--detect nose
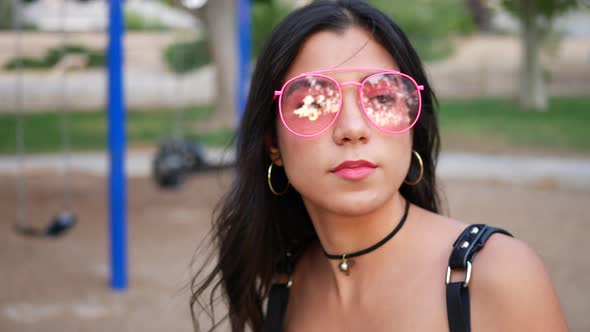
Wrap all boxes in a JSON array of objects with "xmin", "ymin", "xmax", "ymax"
[{"xmin": 332, "ymin": 84, "xmax": 371, "ymax": 145}]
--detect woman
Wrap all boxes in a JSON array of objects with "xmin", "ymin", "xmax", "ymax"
[{"xmin": 190, "ymin": 1, "xmax": 568, "ymax": 331}]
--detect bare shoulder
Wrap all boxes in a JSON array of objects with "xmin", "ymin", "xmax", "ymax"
[
  {"xmin": 410, "ymin": 205, "xmax": 568, "ymax": 330},
  {"xmin": 469, "ymin": 229, "xmax": 569, "ymax": 331}
]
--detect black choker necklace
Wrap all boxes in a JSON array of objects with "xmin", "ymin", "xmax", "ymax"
[{"xmin": 322, "ymin": 199, "xmax": 410, "ymax": 276}]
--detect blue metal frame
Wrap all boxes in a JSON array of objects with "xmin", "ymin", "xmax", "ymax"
[
  {"xmin": 104, "ymin": 0, "xmax": 252, "ymax": 291},
  {"xmin": 107, "ymin": 0, "xmax": 127, "ymax": 291},
  {"xmin": 237, "ymin": 0, "xmax": 252, "ymax": 122}
]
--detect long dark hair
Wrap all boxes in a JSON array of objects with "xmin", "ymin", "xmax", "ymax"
[{"xmin": 190, "ymin": 1, "xmax": 441, "ymax": 331}]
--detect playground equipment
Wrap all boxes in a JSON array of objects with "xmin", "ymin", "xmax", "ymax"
[
  {"xmin": 152, "ymin": 32, "xmax": 210, "ymax": 189},
  {"xmin": 152, "ymin": 0, "xmax": 251, "ymax": 189},
  {"xmin": 152, "ymin": 139, "xmax": 208, "ymax": 188},
  {"xmin": 107, "ymin": 0, "xmax": 127, "ymax": 290},
  {"xmin": 11, "ymin": 0, "xmax": 76, "ymax": 238},
  {"xmin": 8, "ymin": 0, "xmax": 251, "ymax": 290}
]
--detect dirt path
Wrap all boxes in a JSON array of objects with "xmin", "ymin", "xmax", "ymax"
[{"xmin": 0, "ymin": 171, "xmax": 588, "ymax": 331}]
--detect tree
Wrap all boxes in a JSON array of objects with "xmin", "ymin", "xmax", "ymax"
[
  {"xmin": 166, "ymin": 0, "xmax": 237, "ymax": 130},
  {"xmin": 501, "ymin": 0, "xmax": 576, "ymax": 111},
  {"xmin": 365, "ymin": 0, "xmax": 475, "ymax": 61},
  {"xmin": 465, "ymin": 0, "xmax": 493, "ymax": 32},
  {"xmin": 166, "ymin": 0, "xmax": 290, "ymax": 130},
  {"xmin": 200, "ymin": 0, "xmax": 238, "ymax": 129},
  {"xmin": 0, "ymin": 0, "xmax": 16, "ymax": 30}
]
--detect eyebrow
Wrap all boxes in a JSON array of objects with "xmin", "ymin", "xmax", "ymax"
[
  {"xmin": 284, "ymin": 79, "xmax": 311, "ymax": 98},
  {"xmin": 284, "ymin": 77, "xmax": 332, "ymax": 98},
  {"xmin": 359, "ymin": 73, "xmax": 372, "ymax": 82},
  {"xmin": 281, "ymin": 69, "xmax": 399, "ymax": 97}
]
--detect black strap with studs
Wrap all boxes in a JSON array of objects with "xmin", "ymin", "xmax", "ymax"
[
  {"xmin": 263, "ymin": 283, "xmax": 290, "ymax": 332},
  {"xmin": 264, "ymin": 224, "xmax": 513, "ymax": 332},
  {"xmin": 446, "ymin": 224, "xmax": 513, "ymax": 332}
]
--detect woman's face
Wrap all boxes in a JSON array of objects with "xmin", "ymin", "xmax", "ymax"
[{"xmin": 273, "ymin": 27, "xmax": 413, "ymax": 217}]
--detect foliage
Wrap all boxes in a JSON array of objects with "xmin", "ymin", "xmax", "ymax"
[
  {"xmin": 163, "ymin": 37, "xmax": 211, "ymax": 74},
  {"xmin": 125, "ymin": 10, "xmax": 169, "ymax": 31},
  {"xmin": 0, "ymin": 0, "xmax": 15, "ymax": 30},
  {"xmin": 366, "ymin": 0, "xmax": 475, "ymax": 61},
  {"xmin": 4, "ymin": 44, "xmax": 105, "ymax": 70},
  {"xmin": 0, "ymin": 0, "xmax": 37, "ymax": 30},
  {"xmin": 252, "ymin": 0, "xmax": 292, "ymax": 56},
  {"xmin": 160, "ymin": 0, "xmax": 291, "ymax": 74},
  {"xmin": 499, "ymin": 0, "xmax": 577, "ymax": 111},
  {"xmin": 501, "ymin": 0, "xmax": 576, "ymax": 20}
]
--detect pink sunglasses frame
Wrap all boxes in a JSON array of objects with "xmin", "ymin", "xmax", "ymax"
[{"xmin": 273, "ymin": 67, "xmax": 425, "ymax": 137}]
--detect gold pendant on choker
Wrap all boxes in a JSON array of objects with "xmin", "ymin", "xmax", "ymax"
[{"xmin": 338, "ymin": 255, "xmax": 355, "ymax": 276}]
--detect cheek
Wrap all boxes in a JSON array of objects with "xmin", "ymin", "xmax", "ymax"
[
  {"xmin": 402, "ymin": 134, "xmax": 414, "ymax": 168},
  {"xmin": 381, "ymin": 133, "xmax": 413, "ymax": 183},
  {"xmin": 277, "ymin": 128, "xmax": 320, "ymax": 179}
]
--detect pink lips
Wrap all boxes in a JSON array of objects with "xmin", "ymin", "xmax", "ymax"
[{"xmin": 330, "ymin": 160, "xmax": 377, "ymax": 180}]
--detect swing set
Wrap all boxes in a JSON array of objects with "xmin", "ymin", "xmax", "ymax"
[
  {"xmin": 11, "ymin": 0, "xmax": 76, "ymax": 237},
  {"xmin": 8, "ymin": 0, "xmax": 252, "ymax": 291},
  {"xmin": 8, "ymin": 0, "xmax": 128, "ymax": 290}
]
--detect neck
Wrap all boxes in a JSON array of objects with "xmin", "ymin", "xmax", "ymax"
[{"xmin": 304, "ymin": 192, "xmax": 410, "ymax": 304}]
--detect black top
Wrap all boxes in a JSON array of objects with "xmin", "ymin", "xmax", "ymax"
[{"xmin": 263, "ymin": 224, "xmax": 513, "ymax": 332}]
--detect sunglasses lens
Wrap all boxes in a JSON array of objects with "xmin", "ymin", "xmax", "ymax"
[
  {"xmin": 280, "ymin": 75, "xmax": 340, "ymax": 136},
  {"xmin": 361, "ymin": 73, "xmax": 420, "ymax": 133}
]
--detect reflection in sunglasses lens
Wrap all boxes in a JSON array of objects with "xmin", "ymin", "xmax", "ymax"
[
  {"xmin": 281, "ymin": 76, "xmax": 340, "ymax": 136},
  {"xmin": 280, "ymin": 73, "xmax": 420, "ymax": 136},
  {"xmin": 362, "ymin": 74, "xmax": 419, "ymax": 133}
]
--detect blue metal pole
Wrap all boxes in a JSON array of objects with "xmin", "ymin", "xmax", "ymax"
[
  {"xmin": 237, "ymin": 0, "xmax": 252, "ymax": 122},
  {"xmin": 107, "ymin": 0, "xmax": 127, "ymax": 291}
]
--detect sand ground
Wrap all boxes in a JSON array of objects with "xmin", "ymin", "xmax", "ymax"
[{"xmin": 0, "ymin": 170, "xmax": 588, "ymax": 331}]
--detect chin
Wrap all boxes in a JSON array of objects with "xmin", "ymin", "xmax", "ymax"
[
  {"xmin": 323, "ymin": 191, "xmax": 391, "ymax": 217},
  {"xmin": 334, "ymin": 204, "xmax": 380, "ymax": 217}
]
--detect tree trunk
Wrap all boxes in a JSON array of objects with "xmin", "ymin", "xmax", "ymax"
[
  {"xmin": 519, "ymin": 0, "xmax": 547, "ymax": 111},
  {"xmin": 466, "ymin": 0, "xmax": 492, "ymax": 32},
  {"xmin": 201, "ymin": 0, "xmax": 237, "ymax": 129},
  {"xmin": 0, "ymin": 0, "xmax": 16, "ymax": 30}
]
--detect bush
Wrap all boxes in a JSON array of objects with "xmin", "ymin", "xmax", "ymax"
[
  {"xmin": 160, "ymin": 0, "xmax": 291, "ymax": 74},
  {"xmin": 4, "ymin": 44, "xmax": 105, "ymax": 70},
  {"xmin": 125, "ymin": 10, "xmax": 168, "ymax": 31},
  {"xmin": 163, "ymin": 37, "xmax": 211, "ymax": 74},
  {"xmin": 86, "ymin": 49, "xmax": 106, "ymax": 68}
]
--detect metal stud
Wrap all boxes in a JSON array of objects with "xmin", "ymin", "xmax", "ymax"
[
  {"xmin": 461, "ymin": 241, "xmax": 470, "ymax": 249},
  {"xmin": 469, "ymin": 226, "xmax": 479, "ymax": 235}
]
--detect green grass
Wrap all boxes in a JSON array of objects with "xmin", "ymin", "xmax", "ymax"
[
  {"xmin": 438, "ymin": 97, "xmax": 590, "ymax": 153},
  {"xmin": 0, "ymin": 105, "xmax": 230, "ymax": 154},
  {"xmin": 1, "ymin": 97, "xmax": 588, "ymax": 155}
]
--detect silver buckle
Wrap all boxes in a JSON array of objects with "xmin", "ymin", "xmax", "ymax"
[
  {"xmin": 271, "ymin": 273, "xmax": 293, "ymax": 288},
  {"xmin": 286, "ymin": 274, "xmax": 293, "ymax": 288},
  {"xmin": 446, "ymin": 261, "xmax": 472, "ymax": 287}
]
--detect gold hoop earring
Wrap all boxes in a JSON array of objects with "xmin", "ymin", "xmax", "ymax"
[
  {"xmin": 267, "ymin": 163, "xmax": 290, "ymax": 196},
  {"xmin": 404, "ymin": 150, "xmax": 424, "ymax": 186}
]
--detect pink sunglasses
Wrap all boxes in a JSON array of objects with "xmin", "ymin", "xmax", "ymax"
[{"xmin": 273, "ymin": 67, "xmax": 424, "ymax": 137}]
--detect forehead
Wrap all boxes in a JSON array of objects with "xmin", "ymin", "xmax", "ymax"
[{"xmin": 284, "ymin": 26, "xmax": 399, "ymax": 81}]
